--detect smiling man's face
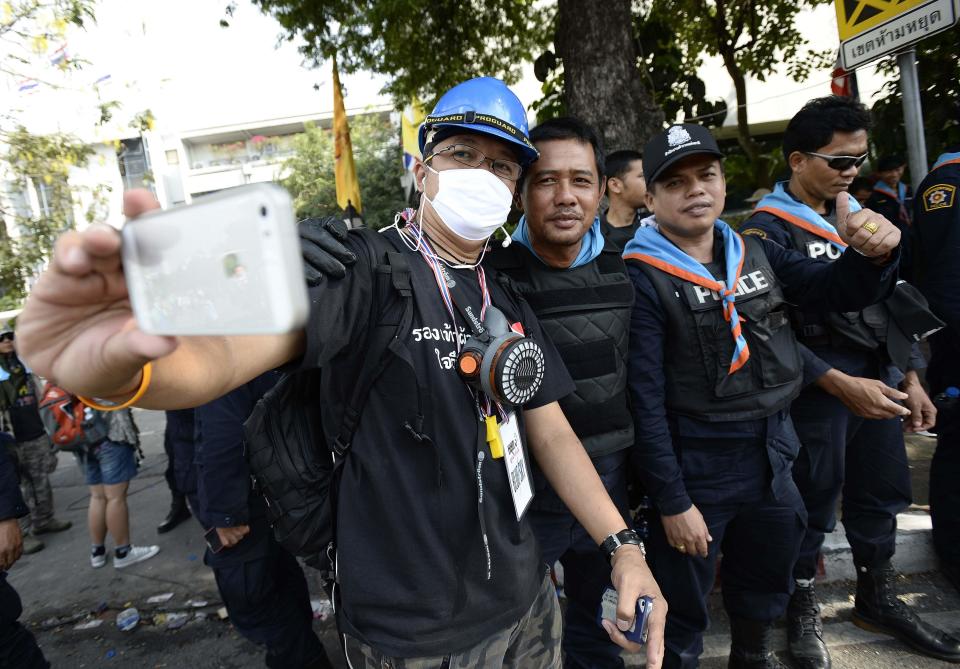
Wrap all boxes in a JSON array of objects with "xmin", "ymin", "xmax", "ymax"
[
  {"xmin": 645, "ymin": 154, "xmax": 725, "ymax": 238},
  {"xmin": 520, "ymin": 138, "xmax": 604, "ymax": 252}
]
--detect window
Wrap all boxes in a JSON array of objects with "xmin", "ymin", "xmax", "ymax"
[{"xmin": 118, "ymin": 138, "xmax": 154, "ymax": 192}]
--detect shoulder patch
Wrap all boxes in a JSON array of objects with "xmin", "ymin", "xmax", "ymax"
[
  {"xmin": 923, "ymin": 183, "xmax": 956, "ymax": 212},
  {"xmin": 741, "ymin": 228, "xmax": 767, "ymax": 239}
]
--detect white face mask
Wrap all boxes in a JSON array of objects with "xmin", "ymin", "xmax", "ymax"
[{"xmin": 420, "ymin": 165, "xmax": 514, "ymax": 241}]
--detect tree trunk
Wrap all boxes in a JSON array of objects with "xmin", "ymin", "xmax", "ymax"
[
  {"xmin": 719, "ymin": 48, "xmax": 771, "ymax": 188},
  {"xmin": 556, "ymin": 0, "xmax": 664, "ymax": 152}
]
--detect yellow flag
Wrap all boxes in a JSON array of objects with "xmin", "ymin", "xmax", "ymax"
[
  {"xmin": 333, "ymin": 57, "xmax": 362, "ymax": 214},
  {"xmin": 401, "ymin": 98, "xmax": 426, "ymax": 171}
]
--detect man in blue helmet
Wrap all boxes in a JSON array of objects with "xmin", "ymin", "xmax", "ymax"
[{"xmin": 16, "ymin": 77, "xmax": 667, "ymax": 669}]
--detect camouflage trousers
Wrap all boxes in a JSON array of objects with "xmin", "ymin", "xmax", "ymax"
[
  {"xmin": 5, "ymin": 435, "xmax": 58, "ymax": 534},
  {"xmin": 343, "ymin": 571, "xmax": 562, "ymax": 669}
]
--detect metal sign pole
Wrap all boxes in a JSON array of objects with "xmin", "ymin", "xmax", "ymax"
[{"xmin": 897, "ymin": 49, "xmax": 928, "ymax": 187}]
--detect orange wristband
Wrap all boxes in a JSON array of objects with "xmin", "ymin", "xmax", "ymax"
[{"xmin": 78, "ymin": 362, "xmax": 153, "ymax": 411}]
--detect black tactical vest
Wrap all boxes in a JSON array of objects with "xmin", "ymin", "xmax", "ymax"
[
  {"xmin": 486, "ymin": 241, "xmax": 635, "ymax": 457},
  {"xmin": 632, "ymin": 235, "xmax": 802, "ymax": 422},
  {"xmin": 783, "ymin": 221, "xmax": 887, "ymax": 351}
]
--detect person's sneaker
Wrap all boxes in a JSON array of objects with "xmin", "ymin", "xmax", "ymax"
[
  {"xmin": 91, "ymin": 545, "xmax": 107, "ymax": 569},
  {"xmin": 33, "ymin": 518, "xmax": 72, "ymax": 534},
  {"xmin": 21, "ymin": 534, "xmax": 44, "ymax": 555},
  {"xmin": 114, "ymin": 545, "xmax": 159, "ymax": 569}
]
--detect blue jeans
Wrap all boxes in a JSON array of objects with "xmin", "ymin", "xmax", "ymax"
[
  {"xmin": 82, "ymin": 441, "xmax": 138, "ymax": 485},
  {"xmin": 529, "ymin": 451, "xmax": 630, "ymax": 669}
]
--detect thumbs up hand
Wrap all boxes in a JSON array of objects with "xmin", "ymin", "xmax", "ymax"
[{"xmin": 835, "ymin": 191, "xmax": 901, "ymax": 258}]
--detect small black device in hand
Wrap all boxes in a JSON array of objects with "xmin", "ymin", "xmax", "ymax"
[{"xmin": 204, "ymin": 526, "xmax": 225, "ymax": 554}]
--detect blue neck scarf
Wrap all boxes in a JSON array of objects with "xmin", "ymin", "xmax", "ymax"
[
  {"xmin": 873, "ymin": 180, "xmax": 907, "ymax": 204},
  {"xmin": 933, "ymin": 152, "xmax": 960, "ymax": 171},
  {"xmin": 511, "ymin": 215, "xmax": 605, "ymax": 269},
  {"xmin": 755, "ymin": 181, "xmax": 861, "ymax": 253},
  {"xmin": 623, "ymin": 220, "xmax": 750, "ymax": 374}
]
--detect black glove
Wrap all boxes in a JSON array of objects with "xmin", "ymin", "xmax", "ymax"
[{"xmin": 298, "ymin": 216, "xmax": 357, "ymax": 284}]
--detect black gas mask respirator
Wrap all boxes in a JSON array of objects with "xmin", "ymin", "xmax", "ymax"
[{"xmin": 456, "ymin": 306, "xmax": 546, "ymax": 407}]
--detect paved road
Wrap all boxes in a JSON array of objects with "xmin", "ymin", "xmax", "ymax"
[{"xmin": 8, "ymin": 410, "xmax": 958, "ymax": 667}]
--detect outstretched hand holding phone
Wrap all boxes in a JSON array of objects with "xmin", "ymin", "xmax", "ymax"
[
  {"xmin": 17, "ymin": 188, "xmax": 306, "ymax": 409},
  {"xmin": 17, "ymin": 190, "xmax": 177, "ymax": 400}
]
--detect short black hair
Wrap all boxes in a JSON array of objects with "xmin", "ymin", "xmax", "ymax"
[
  {"xmin": 877, "ymin": 155, "xmax": 905, "ymax": 171},
  {"xmin": 782, "ymin": 96, "xmax": 873, "ymax": 164},
  {"xmin": 525, "ymin": 116, "xmax": 605, "ymax": 187},
  {"xmin": 606, "ymin": 150, "xmax": 643, "ymax": 180},
  {"xmin": 849, "ymin": 176, "xmax": 873, "ymax": 194}
]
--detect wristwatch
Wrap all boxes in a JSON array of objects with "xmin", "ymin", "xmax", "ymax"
[{"xmin": 600, "ymin": 529, "xmax": 645, "ymax": 563}]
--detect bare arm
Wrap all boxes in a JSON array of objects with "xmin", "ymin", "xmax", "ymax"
[{"xmin": 524, "ymin": 401, "xmax": 666, "ymax": 668}]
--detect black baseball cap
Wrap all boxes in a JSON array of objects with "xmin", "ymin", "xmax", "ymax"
[{"xmin": 643, "ymin": 123, "xmax": 723, "ymax": 185}]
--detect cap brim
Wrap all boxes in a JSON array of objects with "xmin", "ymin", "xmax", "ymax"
[{"xmin": 648, "ymin": 148, "xmax": 724, "ymax": 186}]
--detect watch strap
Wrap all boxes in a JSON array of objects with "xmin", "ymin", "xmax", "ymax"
[{"xmin": 600, "ymin": 528, "xmax": 644, "ymax": 562}]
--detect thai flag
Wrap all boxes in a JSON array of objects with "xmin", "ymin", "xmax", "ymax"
[
  {"xmin": 18, "ymin": 80, "xmax": 38, "ymax": 94},
  {"xmin": 50, "ymin": 44, "xmax": 68, "ymax": 66},
  {"xmin": 830, "ymin": 51, "xmax": 859, "ymax": 100}
]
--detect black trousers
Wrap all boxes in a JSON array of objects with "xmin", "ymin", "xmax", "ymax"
[
  {"xmin": 209, "ymin": 528, "xmax": 331, "ymax": 669},
  {"xmin": 0, "ymin": 574, "xmax": 48, "ymax": 669},
  {"xmin": 529, "ymin": 450, "xmax": 630, "ymax": 669},
  {"xmin": 927, "ymin": 330, "xmax": 960, "ymax": 564},
  {"xmin": 645, "ymin": 424, "xmax": 805, "ymax": 669},
  {"xmin": 790, "ymin": 355, "xmax": 912, "ymax": 579}
]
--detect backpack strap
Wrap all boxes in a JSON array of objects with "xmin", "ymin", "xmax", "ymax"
[{"xmin": 331, "ymin": 231, "xmax": 414, "ymax": 457}]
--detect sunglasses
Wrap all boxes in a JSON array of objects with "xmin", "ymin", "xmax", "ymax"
[
  {"xmin": 0, "ymin": 333, "xmax": 13, "ymax": 342},
  {"xmin": 804, "ymin": 151, "xmax": 868, "ymax": 171}
]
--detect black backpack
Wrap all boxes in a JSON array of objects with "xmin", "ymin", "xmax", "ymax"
[{"xmin": 243, "ymin": 228, "xmax": 414, "ymax": 582}]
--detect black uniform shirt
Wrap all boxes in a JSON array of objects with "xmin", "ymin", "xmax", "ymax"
[
  {"xmin": 600, "ymin": 208, "xmax": 651, "ymax": 250},
  {"xmin": 627, "ymin": 228, "xmax": 898, "ymax": 516},
  {"xmin": 297, "ymin": 228, "xmax": 574, "ymax": 657},
  {"xmin": 0, "ymin": 435, "xmax": 28, "ymax": 524},
  {"xmin": 914, "ymin": 159, "xmax": 960, "ymax": 334}
]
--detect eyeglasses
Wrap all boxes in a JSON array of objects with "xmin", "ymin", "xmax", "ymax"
[
  {"xmin": 0, "ymin": 333, "xmax": 13, "ymax": 342},
  {"xmin": 424, "ymin": 143, "xmax": 523, "ymax": 181},
  {"xmin": 804, "ymin": 151, "xmax": 868, "ymax": 171}
]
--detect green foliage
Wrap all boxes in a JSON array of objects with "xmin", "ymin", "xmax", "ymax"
[
  {"xmin": 246, "ymin": 0, "xmax": 551, "ymax": 107},
  {"xmin": 0, "ymin": 127, "xmax": 103, "ymax": 310},
  {"xmin": 530, "ymin": 3, "xmax": 727, "ymax": 129},
  {"xmin": 666, "ymin": 0, "xmax": 833, "ymax": 83},
  {"xmin": 635, "ymin": 1, "xmax": 727, "ymax": 127},
  {"xmin": 870, "ymin": 29, "xmax": 960, "ymax": 162},
  {"xmin": 0, "ymin": 0, "xmax": 96, "ymax": 87},
  {"xmin": 660, "ymin": 0, "xmax": 832, "ymax": 187},
  {"xmin": 282, "ymin": 114, "xmax": 406, "ymax": 229}
]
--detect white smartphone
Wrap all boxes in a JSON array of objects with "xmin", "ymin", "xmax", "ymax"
[{"xmin": 121, "ymin": 183, "xmax": 309, "ymax": 336}]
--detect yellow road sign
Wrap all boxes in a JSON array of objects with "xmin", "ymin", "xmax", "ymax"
[{"xmin": 835, "ymin": 0, "xmax": 929, "ymax": 39}]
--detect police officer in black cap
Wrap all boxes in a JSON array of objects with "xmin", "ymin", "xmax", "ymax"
[
  {"xmin": 743, "ymin": 97, "xmax": 960, "ymax": 667},
  {"xmin": 913, "ymin": 143, "xmax": 960, "ymax": 594},
  {"xmin": 625, "ymin": 122, "xmax": 901, "ymax": 668}
]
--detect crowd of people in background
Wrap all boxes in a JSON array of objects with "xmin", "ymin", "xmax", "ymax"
[{"xmin": 2, "ymin": 77, "xmax": 959, "ymax": 669}]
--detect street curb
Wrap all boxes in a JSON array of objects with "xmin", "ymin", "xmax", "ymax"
[{"xmin": 820, "ymin": 511, "xmax": 935, "ymax": 582}]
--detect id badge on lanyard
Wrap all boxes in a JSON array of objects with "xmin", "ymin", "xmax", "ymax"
[{"xmin": 494, "ymin": 411, "xmax": 533, "ymax": 521}]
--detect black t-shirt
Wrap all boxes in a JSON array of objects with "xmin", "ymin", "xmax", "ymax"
[
  {"xmin": 600, "ymin": 208, "xmax": 651, "ymax": 250},
  {"xmin": 0, "ymin": 354, "xmax": 45, "ymax": 442},
  {"xmin": 297, "ymin": 228, "xmax": 574, "ymax": 657}
]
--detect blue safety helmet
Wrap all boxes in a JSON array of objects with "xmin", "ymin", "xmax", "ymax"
[{"xmin": 418, "ymin": 77, "xmax": 539, "ymax": 166}]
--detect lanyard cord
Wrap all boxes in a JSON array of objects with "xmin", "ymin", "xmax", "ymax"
[{"xmin": 405, "ymin": 224, "xmax": 504, "ymax": 420}]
